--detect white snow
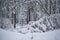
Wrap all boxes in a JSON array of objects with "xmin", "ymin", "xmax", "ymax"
[{"xmin": 0, "ymin": 29, "xmax": 60, "ymax": 40}]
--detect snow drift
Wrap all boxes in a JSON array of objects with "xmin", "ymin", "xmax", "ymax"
[{"xmin": 0, "ymin": 29, "xmax": 60, "ymax": 40}]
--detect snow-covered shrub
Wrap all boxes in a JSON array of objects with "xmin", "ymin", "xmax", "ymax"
[
  {"xmin": 21, "ymin": 14, "xmax": 60, "ymax": 33},
  {"xmin": 0, "ymin": 18, "xmax": 12, "ymax": 30}
]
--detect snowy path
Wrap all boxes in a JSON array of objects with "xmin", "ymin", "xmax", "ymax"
[{"xmin": 0, "ymin": 29, "xmax": 60, "ymax": 40}]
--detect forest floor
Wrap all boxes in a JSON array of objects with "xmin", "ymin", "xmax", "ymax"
[{"xmin": 0, "ymin": 28, "xmax": 60, "ymax": 40}]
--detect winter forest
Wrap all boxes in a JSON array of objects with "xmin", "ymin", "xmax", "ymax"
[{"xmin": 0, "ymin": 0, "xmax": 60, "ymax": 39}]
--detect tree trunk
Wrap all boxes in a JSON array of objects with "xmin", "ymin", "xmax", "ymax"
[{"xmin": 13, "ymin": 14, "xmax": 16, "ymax": 28}]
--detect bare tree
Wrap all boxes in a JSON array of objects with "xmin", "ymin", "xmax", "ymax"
[
  {"xmin": 35, "ymin": 0, "xmax": 57, "ymax": 16},
  {"xmin": 12, "ymin": 0, "xmax": 17, "ymax": 28}
]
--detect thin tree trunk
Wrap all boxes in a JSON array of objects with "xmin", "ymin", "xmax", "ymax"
[{"xmin": 13, "ymin": 14, "xmax": 16, "ymax": 28}]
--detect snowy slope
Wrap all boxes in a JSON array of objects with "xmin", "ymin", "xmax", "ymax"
[
  {"xmin": 33, "ymin": 29, "xmax": 60, "ymax": 40},
  {"xmin": 0, "ymin": 29, "xmax": 60, "ymax": 40},
  {"xmin": 0, "ymin": 29, "xmax": 32, "ymax": 40}
]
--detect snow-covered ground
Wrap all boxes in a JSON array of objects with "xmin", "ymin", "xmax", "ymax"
[{"xmin": 0, "ymin": 29, "xmax": 60, "ymax": 40}]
